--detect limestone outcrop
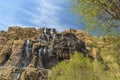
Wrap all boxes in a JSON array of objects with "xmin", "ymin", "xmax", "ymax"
[{"xmin": 0, "ymin": 26, "xmax": 119, "ymax": 79}]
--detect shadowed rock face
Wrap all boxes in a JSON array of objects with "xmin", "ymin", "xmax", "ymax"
[
  {"xmin": 0, "ymin": 27, "xmax": 102, "ymax": 80},
  {"xmin": 1, "ymin": 27, "xmax": 89, "ymax": 69}
]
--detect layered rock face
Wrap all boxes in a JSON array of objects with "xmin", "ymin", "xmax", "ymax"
[
  {"xmin": 0, "ymin": 27, "xmax": 90, "ymax": 80},
  {"xmin": 0, "ymin": 26, "xmax": 106, "ymax": 80}
]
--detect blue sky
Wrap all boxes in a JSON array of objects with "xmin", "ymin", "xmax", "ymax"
[{"xmin": 0, "ymin": 0, "xmax": 84, "ymax": 31}]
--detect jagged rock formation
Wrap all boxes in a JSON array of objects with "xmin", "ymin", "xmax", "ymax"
[
  {"xmin": 0, "ymin": 27, "xmax": 90, "ymax": 68},
  {"xmin": 1, "ymin": 26, "xmax": 118, "ymax": 79},
  {"xmin": 0, "ymin": 26, "xmax": 92, "ymax": 80}
]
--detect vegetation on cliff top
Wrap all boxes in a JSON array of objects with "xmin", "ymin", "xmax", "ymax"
[
  {"xmin": 72, "ymin": 0, "xmax": 120, "ymax": 36},
  {"xmin": 49, "ymin": 36, "xmax": 120, "ymax": 80}
]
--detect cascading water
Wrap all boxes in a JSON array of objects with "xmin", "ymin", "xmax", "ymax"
[
  {"xmin": 44, "ymin": 27, "xmax": 47, "ymax": 34},
  {"xmin": 27, "ymin": 39, "xmax": 30, "ymax": 47},
  {"xmin": 25, "ymin": 39, "xmax": 32, "ymax": 67},
  {"xmin": 53, "ymin": 34, "xmax": 56, "ymax": 39},
  {"xmin": 37, "ymin": 48, "xmax": 42, "ymax": 68},
  {"xmin": 67, "ymin": 41, "xmax": 70, "ymax": 46},
  {"xmin": 50, "ymin": 29, "xmax": 54, "ymax": 37},
  {"xmin": 39, "ymin": 49, "xmax": 41, "ymax": 58},
  {"xmin": 43, "ymin": 47, "xmax": 46, "ymax": 55},
  {"xmin": 48, "ymin": 48, "xmax": 51, "ymax": 57},
  {"xmin": 62, "ymin": 34, "xmax": 63, "ymax": 40}
]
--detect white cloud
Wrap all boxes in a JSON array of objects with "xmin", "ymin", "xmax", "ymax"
[
  {"xmin": 0, "ymin": 0, "xmax": 71, "ymax": 31},
  {"xmin": 31, "ymin": 0, "xmax": 70, "ymax": 31}
]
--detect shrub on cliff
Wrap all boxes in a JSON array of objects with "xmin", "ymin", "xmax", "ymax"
[{"xmin": 48, "ymin": 53, "xmax": 115, "ymax": 80}]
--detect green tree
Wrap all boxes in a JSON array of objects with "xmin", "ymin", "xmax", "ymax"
[
  {"xmin": 48, "ymin": 53, "xmax": 114, "ymax": 80},
  {"xmin": 72, "ymin": 0, "xmax": 120, "ymax": 36}
]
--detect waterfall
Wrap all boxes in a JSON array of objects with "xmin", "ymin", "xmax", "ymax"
[
  {"xmin": 26, "ymin": 39, "xmax": 30, "ymax": 58},
  {"xmin": 44, "ymin": 28, "xmax": 47, "ymax": 34},
  {"xmin": 39, "ymin": 49, "xmax": 41, "ymax": 58},
  {"xmin": 67, "ymin": 41, "xmax": 70, "ymax": 46},
  {"xmin": 25, "ymin": 39, "xmax": 32, "ymax": 67},
  {"xmin": 48, "ymin": 48, "xmax": 51, "ymax": 57},
  {"xmin": 26, "ymin": 39, "xmax": 30, "ymax": 47},
  {"xmin": 38, "ymin": 48, "xmax": 48, "ymax": 68},
  {"xmin": 50, "ymin": 29, "xmax": 53, "ymax": 36},
  {"xmin": 16, "ymin": 69, "xmax": 21, "ymax": 80},
  {"xmin": 62, "ymin": 34, "xmax": 63, "ymax": 39},
  {"xmin": 53, "ymin": 34, "xmax": 56, "ymax": 39},
  {"xmin": 41, "ymin": 33, "xmax": 44, "ymax": 39},
  {"xmin": 43, "ymin": 47, "xmax": 46, "ymax": 55},
  {"xmin": 37, "ymin": 48, "xmax": 41, "ymax": 68}
]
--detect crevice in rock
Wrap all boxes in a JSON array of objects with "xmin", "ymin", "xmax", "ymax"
[{"xmin": 0, "ymin": 52, "xmax": 11, "ymax": 66}]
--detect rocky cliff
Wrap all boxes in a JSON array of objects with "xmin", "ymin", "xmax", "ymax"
[{"xmin": 0, "ymin": 26, "xmax": 120, "ymax": 80}]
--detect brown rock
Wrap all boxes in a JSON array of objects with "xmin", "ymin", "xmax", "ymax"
[
  {"xmin": 91, "ymin": 48, "xmax": 100, "ymax": 59},
  {"xmin": 8, "ymin": 26, "xmax": 39, "ymax": 39},
  {"xmin": 4, "ymin": 40, "xmax": 24, "ymax": 67},
  {"xmin": 20, "ymin": 68, "xmax": 48, "ymax": 80}
]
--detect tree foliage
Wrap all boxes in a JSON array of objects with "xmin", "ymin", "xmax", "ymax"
[
  {"xmin": 48, "ymin": 53, "xmax": 115, "ymax": 80},
  {"xmin": 72, "ymin": 0, "xmax": 120, "ymax": 35}
]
